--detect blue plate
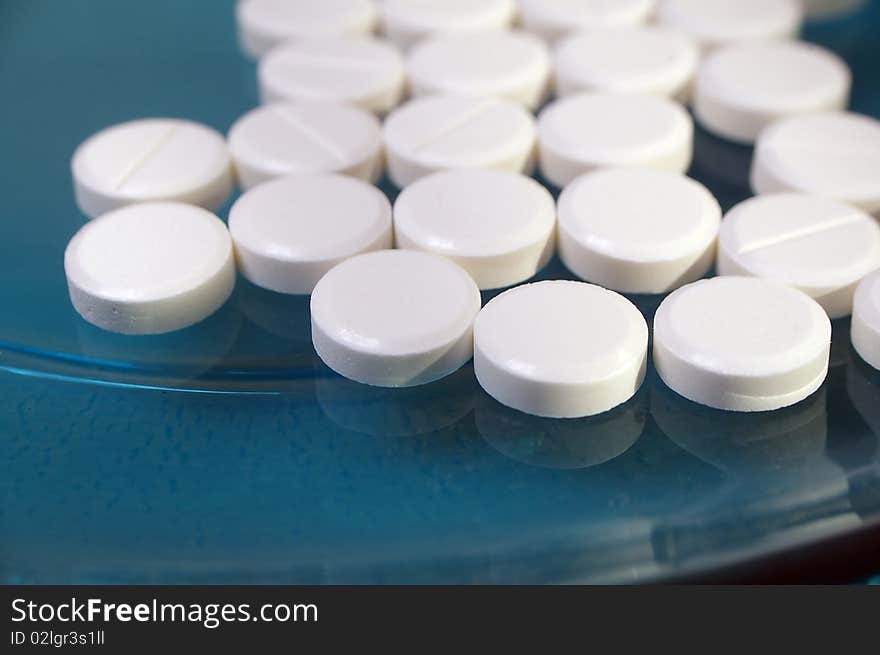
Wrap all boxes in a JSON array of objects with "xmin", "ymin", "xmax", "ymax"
[{"xmin": 2, "ymin": 0, "xmax": 879, "ymax": 583}]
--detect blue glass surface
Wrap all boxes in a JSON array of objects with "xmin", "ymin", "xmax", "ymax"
[{"xmin": 1, "ymin": 0, "xmax": 880, "ymax": 583}]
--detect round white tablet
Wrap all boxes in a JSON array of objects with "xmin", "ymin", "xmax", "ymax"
[
  {"xmin": 751, "ymin": 112, "xmax": 880, "ymax": 217},
  {"xmin": 654, "ymin": 276, "xmax": 831, "ymax": 412},
  {"xmin": 656, "ymin": 0, "xmax": 802, "ymax": 51},
  {"xmin": 382, "ymin": 94, "xmax": 536, "ymax": 188},
  {"xmin": 553, "ymin": 27, "xmax": 698, "ymax": 101},
  {"xmin": 407, "ymin": 31, "xmax": 551, "ymax": 110},
  {"xmin": 718, "ymin": 194, "xmax": 880, "ymax": 319},
  {"xmin": 64, "ymin": 202, "xmax": 235, "ymax": 335},
  {"xmin": 311, "ymin": 250, "xmax": 481, "ymax": 387},
  {"xmin": 558, "ymin": 168, "xmax": 720, "ymax": 294},
  {"xmin": 227, "ymin": 101, "xmax": 383, "ymax": 190},
  {"xmin": 518, "ymin": 0, "xmax": 656, "ymax": 43},
  {"xmin": 536, "ymin": 92, "xmax": 693, "ymax": 188},
  {"xmin": 71, "ymin": 119, "xmax": 233, "ymax": 220},
  {"xmin": 258, "ymin": 37, "xmax": 405, "ymax": 114},
  {"xmin": 474, "ymin": 281, "xmax": 648, "ymax": 418},
  {"xmin": 694, "ymin": 41, "xmax": 851, "ymax": 144},
  {"xmin": 393, "ymin": 169, "xmax": 556, "ymax": 289},
  {"xmin": 236, "ymin": 0, "xmax": 378, "ymax": 59},
  {"xmin": 229, "ymin": 174, "xmax": 393, "ymax": 295},
  {"xmin": 380, "ymin": 0, "xmax": 517, "ymax": 50},
  {"xmin": 851, "ymin": 271, "xmax": 880, "ymax": 371}
]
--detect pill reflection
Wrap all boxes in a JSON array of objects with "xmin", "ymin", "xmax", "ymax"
[
  {"xmin": 845, "ymin": 354, "xmax": 880, "ymax": 445},
  {"xmin": 649, "ymin": 367, "xmax": 864, "ymax": 569},
  {"xmin": 475, "ymin": 387, "xmax": 647, "ymax": 470},
  {"xmin": 71, "ymin": 295, "xmax": 242, "ymax": 385},
  {"xmin": 651, "ymin": 378, "xmax": 827, "ymax": 475},
  {"xmin": 839, "ymin": 357, "xmax": 880, "ymax": 521},
  {"xmin": 316, "ymin": 360, "xmax": 478, "ymax": 438}
]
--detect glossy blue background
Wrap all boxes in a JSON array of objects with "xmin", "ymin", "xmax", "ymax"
[{"xmin": 1, "ymin": 0, "xmax": 879, "ymax": 583}]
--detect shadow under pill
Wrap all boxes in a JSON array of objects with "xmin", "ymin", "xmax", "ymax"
[
  {"xmin": 234, "ymin": 276, "xmax": 312, "ymax": 346},
  {"xmin": 689, "ymin": 123, "xmax": 754, "ymax": 211}
]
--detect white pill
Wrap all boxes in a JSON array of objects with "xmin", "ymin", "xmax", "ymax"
[
  {"xmin": 382, "ymin": 95, "xmax": 537, "ymax": 188},
  {"xmin": 518, "ymin": 0, "xmax": 656, "ymax": 43},
  {"xmin": 227, "ymin": 101, "xmax": 383, "ymax": 190},
  {"xmin": 258, "ymin": 37, "xmax": 405, "ymax": 115},
  {"xmin": 474, "ymin": 280, "xmax": 648, "ymax": 418},
  {"xmin": 71, "ymin": 119, "xmax": 233, "ymax": 220},
  {"xmin": 654, "ymin": 276, "xmax": 831, "ymax": 412},
  {"xmin": 64, "ymin": 203, "xmax": 235, "ymax": 335},
  {"xmin": 311, "ymin": 250, "xmax": 481, "ymax": 387},
  {"xmin": 751, "ymin": 112, "xmax": 880, "ymax": 217},
  {"xmin": 553, "ymin": 27, "xmax": 698, "ymax": 101},
  {"xmin": 558, "ymin": 168, "xmax": 720, "ymax": 294},
  {"xmin": 237, "ymin": 0, "xmax": 378, "ymax": 59},
  {"xmin": 380, "ymin": 0, "xmax": 517, "ymax": 50},
  {"xmin": 393, "ymin": 169, "xmax": 556, "ymax": 289},
  {"xmin": 407, "ymin": 31, "xmax": 551, "ymax": 110},
  {"xmin": 656, "ymin": 0, "xmax": 802, "ymax": 51},
  {"xmin": 536, "ymin": 92, "xmax": 693, "ymax": 188},
  {"xmin": 229, "ymin": 174, "xmax": 392, "ymax": 295},
  {"xmin": 852, "ymin": 271, "xmax": 880, "ymax": 370},
  {"xmin": 694, "ymin": 41, "xmax": 851, "ymax": 144},
  {"xmin": 718, "ymin": 194, "xmax": 880, "ymax": 319}
]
